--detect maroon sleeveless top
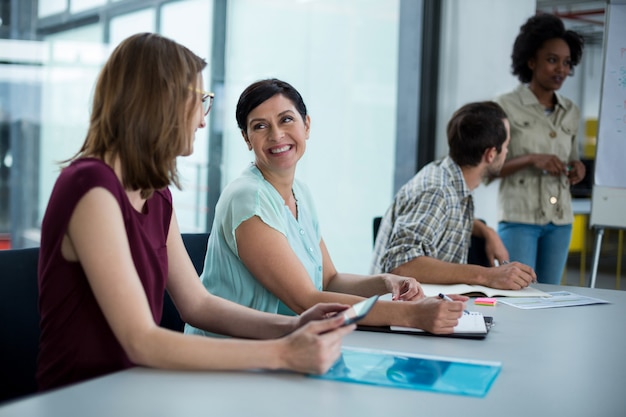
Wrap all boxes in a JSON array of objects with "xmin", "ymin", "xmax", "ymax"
[{"xmin": 37, "ymin": 158, "xmax": 171, "ymax": 390}]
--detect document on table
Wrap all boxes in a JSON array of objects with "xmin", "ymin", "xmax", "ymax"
[{"xmin": 497, "ymin": 291, "xmax": 610, "ymax": 309}]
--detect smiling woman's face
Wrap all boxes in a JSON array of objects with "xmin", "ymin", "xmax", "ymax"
[{"xmin": 243, "ymin": 93, "xmax": 311, "ymax": 176}]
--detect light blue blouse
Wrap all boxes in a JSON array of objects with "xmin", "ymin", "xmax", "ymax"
[{"xmin": 184, "ymin": 164, "xmax": 323, "ymax": 337}]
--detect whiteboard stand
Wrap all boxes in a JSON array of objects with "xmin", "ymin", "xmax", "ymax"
[
  {"xmin": 589, "ymin": 187, "xmax": 626, "ymax": 288},
  {"xmin": 589, "ymin": 228, "xmax": 604, "ymax": 288},
  {"xmin": 588, "ymin": 2, "xmax": 626, "ymax": 286}
]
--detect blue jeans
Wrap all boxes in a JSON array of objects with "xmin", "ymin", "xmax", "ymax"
[{"xmin": 497, "ymin": 222, "xmax": 573, "ymax": 285}]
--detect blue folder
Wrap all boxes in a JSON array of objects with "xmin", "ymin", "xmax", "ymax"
[{"xmin": 312, "ymin": 347, "xmax": 501, "ymax": 397}]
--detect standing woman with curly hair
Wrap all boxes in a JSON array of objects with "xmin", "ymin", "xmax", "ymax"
[{"xmin": 493, "ymin": 13, "xmax": 586, "ymax": 284}]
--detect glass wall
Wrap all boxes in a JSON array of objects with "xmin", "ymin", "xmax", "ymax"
[
  {"xmin": 4, "ymin": 0, "xmax": 400, "ymax": 274},
  {"xmin": 223, "ymin": 0, "xmax": 400, "ymax": 272},
  {"xmin": 39, "ymin": 24, "xmax": 106, "ymax": 245},
  {"xmin": 38, "ymin": 0, "xmax": 67, "ymax": 18},
  {"xmin": 161, "ymin": 0, "xmax": 213, "ymax": 233},
  {"xmin": 0, "ymin": 39, "xmax": 48, "ymax": 247},
  {"xmin": 2, "ymin": 0, "xmax": 609, "ymax": 279}
]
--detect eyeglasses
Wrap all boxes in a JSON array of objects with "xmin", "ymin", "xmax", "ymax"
[{"xmin": 193, "ymin": 88, "xmax": 215, "ymax": 115}]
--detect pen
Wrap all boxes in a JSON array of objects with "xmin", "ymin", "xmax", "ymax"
[{"xmin": 438, "ymin": 293, "xmax": 470, "ymax": 314}]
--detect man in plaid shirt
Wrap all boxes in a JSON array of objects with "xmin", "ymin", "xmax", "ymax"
[{"xmin": 371, "ymin": 101, "xmax": 536, "ymax": 290}]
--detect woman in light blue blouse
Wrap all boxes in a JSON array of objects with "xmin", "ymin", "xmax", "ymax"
[{"xmin": 185, "ymin": 79, "xmax": 467, "ymax": 336}]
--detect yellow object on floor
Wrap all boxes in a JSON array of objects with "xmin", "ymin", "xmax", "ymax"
[
  {"xmin": 566, "ymin": 214, "xmax": 588, "ymax": 286},
  {"xmin": 569, "ymin": 214, "xmax": 587, "ymax": 253}
]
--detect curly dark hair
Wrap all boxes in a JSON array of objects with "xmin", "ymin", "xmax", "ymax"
[{"xmin": 511, "ymin": 13, "xmax": 584, "ymax": 83}]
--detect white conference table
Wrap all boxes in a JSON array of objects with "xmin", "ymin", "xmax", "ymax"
[{"xmin": 1, "ymin": 284, "xmax": 625, "ymax": 417}]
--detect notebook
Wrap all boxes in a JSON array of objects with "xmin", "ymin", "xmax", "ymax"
[
  {"xmin": 390, "ymin": 311, "xmax": 490, "ymax": 336},
  {"xmin": 361, "ymin": 293, "xmax": 492, "ymax": 339},
  {"xmin": 358, "ymin": 312, "xmax": 492, "ymax": 340},
  {"xmin": 420, "ymin": 283, "xmax": 551, "ymax": 298}
]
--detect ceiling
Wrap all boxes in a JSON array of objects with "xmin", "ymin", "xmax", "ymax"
[{"xmin": 536, "ymin": 0, "xmax": 606, "ymax": 44}]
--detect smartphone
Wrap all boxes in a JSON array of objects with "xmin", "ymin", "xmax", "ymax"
[{"xmin": 341, "ymin": 295, "xmax": 379, "ymax": 326}]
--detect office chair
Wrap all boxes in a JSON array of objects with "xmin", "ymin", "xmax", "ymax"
[
  {"xmin": 181, "ymin": 233, "xmax": 209, "ymax": 276},
  {"xmin": 467, "ymin": 235, "xmax": 490, "ymax": 267},
  {"xmin": 160, "ymin": 233, "xmax": 210, "ymax": 332},
  {"xmin": 372, "ymin": 216, "xmax": 382, "ymax": 246},
  {"xmin": 0, "ymin": 247, "xmax": 41, "ymax": 404},
  {"xmin": 0, "ymin": 234, "xmax": 209, "ymax": 403}
]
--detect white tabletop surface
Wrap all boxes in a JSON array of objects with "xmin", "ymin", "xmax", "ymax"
[{"xmin": 1, "ymin": 284, "xmax": 625, "ymax": 417}]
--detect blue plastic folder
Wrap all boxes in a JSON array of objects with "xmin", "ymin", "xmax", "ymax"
[{"xmin": 312, "ymin": 347, "xmax": 501, "ymax": 397}]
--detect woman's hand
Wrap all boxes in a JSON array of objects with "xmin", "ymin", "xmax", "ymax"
[
  {"xmin": 532, "ymin": 153, "xmax": 567, "ymax": 176},
  {"xmin": 567, "ymin": 160, "xmax": 586, "ymax": 185},
  {"xmin": 382, "ymin": 274, "xmax": 423, "ymax": 301},
  {"xmin": 281, "ymin": 315, "xmax": 354, "ymax": 375},
  {"xmin": 403, "ymin": 295, "xmax": 468, "ymax": 334},
  {"xmin": 294, "ymin": 303, "xmax": 350, "ymax": 330}
]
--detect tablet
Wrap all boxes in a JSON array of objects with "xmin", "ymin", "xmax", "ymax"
[{"xmin": 341, "ymin": 295, "xmax": 379, "ymax": 326}]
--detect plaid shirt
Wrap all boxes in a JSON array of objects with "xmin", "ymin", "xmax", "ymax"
[{"xmin": 370, "ymin": 156, "xmax": 474, "ymax": 274}]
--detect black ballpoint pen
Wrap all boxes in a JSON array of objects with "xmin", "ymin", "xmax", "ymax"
[{"xmin": 438, "ymin": 293, "xmax": 470, "ymax": 314}]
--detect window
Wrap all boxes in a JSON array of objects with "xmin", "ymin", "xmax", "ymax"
[
  {"xmin": 223, "ymin": 0, "xmax": 399, "ymax": 272},
  {"xmin": 161, "ymin": 0, "xmax": 213, "ymax": 232},
  {"xmin": 11, "ymin": 0, "xmax": 401, "ymax": 275}
]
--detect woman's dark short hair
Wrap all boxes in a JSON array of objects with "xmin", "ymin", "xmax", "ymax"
[
  {"xmin": 512, "ymin": 13, "xmax": 584, "ymax": 83},
  {"xmin": 447, "ymin": 101, "xmax": 508, "ymax": 167},
  {"xmin": 236, "ymin": 78, "xmax": 307, "ymax": 134}
]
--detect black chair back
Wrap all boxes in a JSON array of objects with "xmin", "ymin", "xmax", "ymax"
[
  {"xmin": 181, "ymin": 233, "xmax": 209, "ymax": 277},
  {"xmin": 372, "ymin": 216, "xmax": 382, "ymax": 246},
  {"xmin": 160, "ymin": 233, "xmax": 210, "ymax": 332},
  {"xmin": 467, "ymin": 235, "xmax": 490, "ymax": 267},
  {"xmin": 0, "ymin": 247, "xmax": 40, "ymax": 404},
  {"xmin": 0, "ymin": 233, "xmax": 209, "ymax": 403}
]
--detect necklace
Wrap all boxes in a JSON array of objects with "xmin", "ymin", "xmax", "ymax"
[{"xmin": 291, "ymin": 189, "xmax": 298, "ymax": 219}]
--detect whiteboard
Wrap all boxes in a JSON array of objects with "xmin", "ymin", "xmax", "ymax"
[
  {"xmin": 590, "ymin": 186, "xmax": 626, "ymax": 228},
  {"xmin": 590, "ymin": 1, "xmax": 626, "ymax": 229}
]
